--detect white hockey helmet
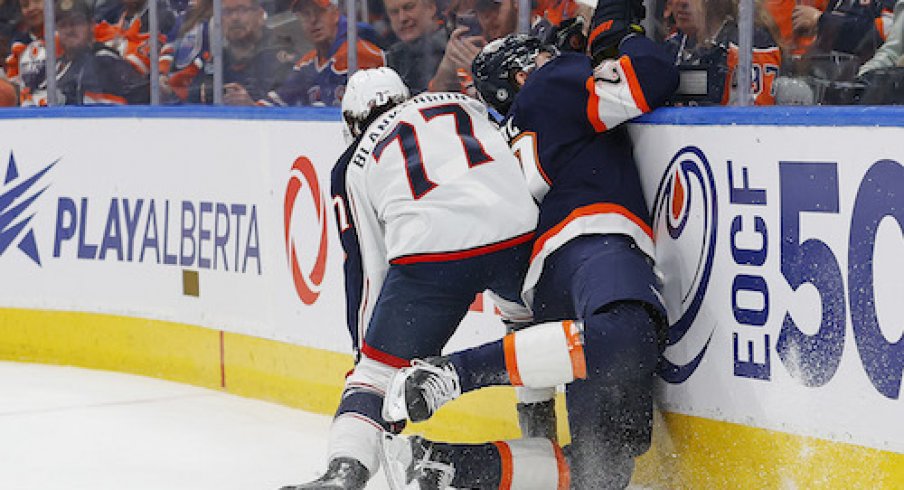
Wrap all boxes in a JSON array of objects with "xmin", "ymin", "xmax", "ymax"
[{"xmin": 341, "ymin": 67, "xmax": 410, "ymax": 141}]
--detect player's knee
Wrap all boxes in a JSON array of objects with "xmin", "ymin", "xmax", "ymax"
[
  {"xmin": 583, "ymin": 301, "xmax": 661, "ymax": 380},
  {"xmin": 346, "ymin": 354, "xmax": 398, "ymax": 392}
]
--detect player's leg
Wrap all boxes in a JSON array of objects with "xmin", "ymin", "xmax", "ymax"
[
  {"xmin": 382, "ymin": 316, "xmax": 585, "ymax": 423},
  {"xmin": 564, "ymin": 301, "xmax": 661, "ymax": 489},
  {"xmin": 285, "ymin": 262, "xmax": 480, "ymax": 489},
  {"xmin": 557, "ymin": 235, "xmax": 665, "ymax": 489},
  {"xmin": 381, "ymin": 433, "xmax": 570, "ymax": 489},
  {"xmin": 382, "ymin": 236, "xmax": 587, "ymax": 424}
]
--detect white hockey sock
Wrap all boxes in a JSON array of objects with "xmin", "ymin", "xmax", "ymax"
[
  {"xmin": 503, "ymin": 320, "xmax": 586, "ymax": 388},
  {"xmin": 493, "ymin": 438, "xmax": 570, "ymax": 489}
]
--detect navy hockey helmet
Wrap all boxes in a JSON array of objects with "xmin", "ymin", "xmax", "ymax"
[{"xmin": 471, "ymin": 33, "xmax": 557, "ymax": 114}]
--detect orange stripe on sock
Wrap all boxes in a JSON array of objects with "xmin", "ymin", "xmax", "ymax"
[
  {"xmin": 553, "ymin": 443, "xmax": 571, "ymax": 490},
  {"xmin": 563, "ymin": 320, "xmax": 587, "ymax": 380},
  {"xmin": 503, "ymin": 334, "xmax": 523, "ymax": 386},
  {"xmin": 493, "ymin": 441, "xmax": 514, "ymax": 490}
]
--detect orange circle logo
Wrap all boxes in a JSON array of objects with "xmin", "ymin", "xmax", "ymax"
[{"xmin": 284, "ymin": 156, "xmax": 328, "ymax": 304}]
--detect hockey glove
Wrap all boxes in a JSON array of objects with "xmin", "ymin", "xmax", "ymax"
[
  {"xmin": 545, "ymin": 17, "xmax": 588, "ymax": 53},
  {"xmin": 588, "ymin": 0, "xmax": 646, "ymax": 63}
]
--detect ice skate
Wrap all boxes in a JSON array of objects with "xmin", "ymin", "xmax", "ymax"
[
  {"xmin": 380, "ymin": 432, "xmax": 454, "ymax": 490},
  {"xmin": 383, "ymin": 357, "xmax": 461, "ymax": 423},
  {"xmin": 280, "ymin": 457, "xmax": 369, "ymax": 490}
]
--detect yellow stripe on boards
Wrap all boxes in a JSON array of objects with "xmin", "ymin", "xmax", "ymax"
[
  {"xmin": 637, "ymin": 411, "xmax": 904, "ymax": 489},
  {"xmin": 2, "ymin": 307, "xmax": 902, "ymax": 489},
  {"xmin": 0, "ymin": 308, "xmax": 221, "ymax": 388}
]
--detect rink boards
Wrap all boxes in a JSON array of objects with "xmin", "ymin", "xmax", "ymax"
[{"xmin": 0, "ymin": 106, "xmax": 901, "ymax": 488}]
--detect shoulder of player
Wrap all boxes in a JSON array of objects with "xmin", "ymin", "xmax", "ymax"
[{"xmin": 520, "ymin": 52, "xmax": 589, "ymax": 97}]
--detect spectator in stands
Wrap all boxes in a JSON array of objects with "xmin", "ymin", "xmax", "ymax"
[
  {"xmin": 19, "ymin": 0, "xmax": 149, "ymax": 105},
  {"xmin": 791, "ymin": 0, "xmax": 893, "ymax": 61},
  {"xmin": 859, "ymin": 0, "xmax": 904, "ymax": 74},
  {"xmin": 665, "ymin": 0, "xmax": 782, "ymax": 105},
  {"xmin": 159, "ymin": 0, "xmax": 212, "ymax": 102},
  {"xmin": 260, "ymin": 0, "xmax": 384, "ymax": 106},
  {"xmin": 430, "ymin": 0, "xmax": 560, "ymax": 93},
  {"xmin": 213, "ymin": 0, "xmax": 299, "ymax": 104},
  {"xmin": 4, "ymin": 0, "xmax": 44, "ymax": 81},
  {"xmin": 762, "ymin": 0, "xmax": 820, "ymax": 54},
  {"xmin": 475, "ymin": 0, "xmax": 517, "ymax": 40},
  {"xmin": 268, "ymin": 0, "xmax": 313, "ymax": 56},
  {"xmin": 426, "ymin": 0, "xmax": 483, "ymax": 91},
  {"xmin": 383, "ymin": 0, "xmax": 446, "ymax": 93},
  {"xmin": 95, "ymin": 0, "xmax": 177, "ymax": 76}
]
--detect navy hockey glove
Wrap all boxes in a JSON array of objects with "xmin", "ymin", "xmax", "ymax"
[
  {"xmin": 588, "ymin": 0, "xmax": 646, "ymax": 63},
  {"xmin": 546, "ymin": 17, "xmax": 588, "ymax": 53}
]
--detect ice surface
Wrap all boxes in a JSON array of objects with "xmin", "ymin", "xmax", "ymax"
[
  {"xmin": 0, "ymin": 361, "xmax": 649, "ymax": 490},
  {"xmin": 0, "ymin": 361, "xmax": 390, "ymax": 490}
]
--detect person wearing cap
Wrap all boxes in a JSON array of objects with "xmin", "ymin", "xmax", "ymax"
[
  {"xmin": 180, "ymin": 0, "xmax": 299, "ymax": 104},
  {"xmin": 259, "ymin": 0, "xmax": 385, "ymax": 106},
  {"xmin": 20, "ymin": 0, "xmax": 149, "ymax": 105},
  {"xmin": 383, "ymin": 0, "xmax": 447, "ymax": 93}
]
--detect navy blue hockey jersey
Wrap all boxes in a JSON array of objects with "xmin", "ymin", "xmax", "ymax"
[{"xmin": 501, "ymin": 35, "xmax": 678, "ymax": 306}]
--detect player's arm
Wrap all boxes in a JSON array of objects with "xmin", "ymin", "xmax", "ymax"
[{"xmin": 583, "ymin": 0, "xmax": 679, "ymax": 131}]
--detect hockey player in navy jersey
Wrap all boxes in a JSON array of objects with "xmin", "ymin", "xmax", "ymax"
[
  {"xmin": 379, "ymin": 0, "xmax": 680, "ymax": 487},
  {"xmin": 278, "ymin": 67, "xmax": 540, "ymax": 490}
]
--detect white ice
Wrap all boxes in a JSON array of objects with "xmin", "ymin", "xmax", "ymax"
[
  {"xmin": 0, "ymin": 361, "xmax": 391, "ymax": 490},
  {"xmin": 0, "ymin": 361, "xmax": 651, "ymax": 490}
]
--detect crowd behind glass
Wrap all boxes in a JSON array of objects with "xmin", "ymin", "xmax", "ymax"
[{"xmin": 1, "ymin": 0, "xmax": 902, "ymax": 107}]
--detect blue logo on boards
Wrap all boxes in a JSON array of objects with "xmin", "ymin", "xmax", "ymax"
[
  {"xmin": 0, "ymin": 152, "xmax": 56, "ymax": 266},
  {"xmin": 652, "ymin": 146, "xmax": 718, "ymax": 384}
]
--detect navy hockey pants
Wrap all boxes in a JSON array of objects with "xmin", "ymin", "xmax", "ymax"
[
  {"xmin": 532, "ymin": 234, "xmax": 665, "ymax": 489},
  {"xmin": 363, "ymin": 241, "xmax": 531, "ymax": 363}
]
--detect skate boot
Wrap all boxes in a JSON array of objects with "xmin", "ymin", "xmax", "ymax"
[
  {"xmin": 380, "ymin": 432, "xmax": 454, "ymax": 490},
  {"xmin": 383, "ymin": 357, "xmax": 461, "ymax": 423},
  {"xmin": 280, "ymin": 457, "xmax": 369, "ymax": 490}
]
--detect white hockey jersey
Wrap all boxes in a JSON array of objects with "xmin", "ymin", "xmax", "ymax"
[{"xmin": 332, "ymin": 92, "xmax": 539, "ymax": 349}]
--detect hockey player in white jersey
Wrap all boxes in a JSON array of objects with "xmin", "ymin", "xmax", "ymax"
[{"xmin": 279, "ymin": 67, "xmax": 539, "ymax": 489}]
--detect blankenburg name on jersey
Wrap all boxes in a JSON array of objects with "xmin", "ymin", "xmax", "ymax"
[{"xmin": 351, "ymin": 92, "xmax": 475, "ymax": 169}]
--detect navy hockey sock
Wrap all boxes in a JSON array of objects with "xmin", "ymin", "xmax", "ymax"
[
  {"xmin": 449, "ymin": 340, "xmax": 508, "ymax": 393},
  {"xmin": 432, "ymin": 442, "xmax": 502, "ymax": 489}
]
